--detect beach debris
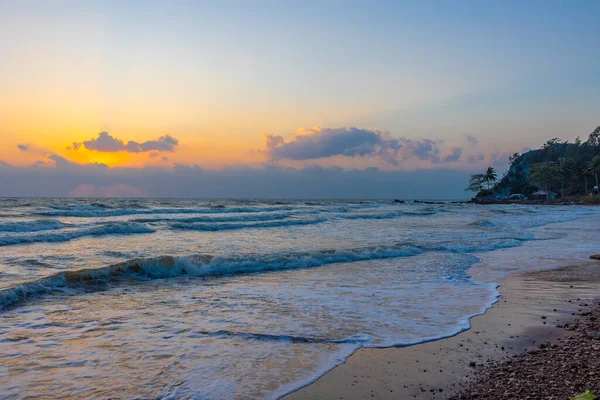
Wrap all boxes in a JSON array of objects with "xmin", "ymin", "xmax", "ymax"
[{"xmin": 569, "ymin": 391, "xmax": 597, "ymax": 400}]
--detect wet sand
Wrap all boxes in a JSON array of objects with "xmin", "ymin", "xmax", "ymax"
[{"xmin": 286, "ymin": 261, "xmax": 600, "ymax": 399}]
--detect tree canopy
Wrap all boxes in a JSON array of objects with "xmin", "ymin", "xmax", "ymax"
[{"xmin": 467, "ymin": 126, "xmax": 600, "ymax": 201}]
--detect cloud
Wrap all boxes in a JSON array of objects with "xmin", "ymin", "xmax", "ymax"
[
  {"xmin": 48, "ymin": 154, "xmax": 73, "ymax": 168},
  {"xmin": 71, "ymin": 132, "xmax": 179, "ymax": 153},
  {"xmin": 466, "ymin": 153, "xmax": 485, "ymax": 164},
  {"xmin": 264, "ymin": 134, "xmax": 285, "ymax": 150},
  {"xmin": 69, "ymin": 183, "xmax": 148, "ymax": 198},
  {"xmin": 399, "ymin": 138, "xmax": 441, "ymax": 162},
  {"xmin": 67, "ymin": 143, "xmax": 82, "ymax": 151},
  {"xmin": 0, "ymin": 158, "xmax": 472, "ymax": 199},
  {"xmin": 464, "ymin": 134, "xmax": 478, "ymax": 145},
  {"xmin": 265, "ymin": 127, "xmax": 399, "ymax": 162},
  {"xmin": 442, "ymin": 146, "xmax": 463, "ymax": 163},
  {"xmin": 264, "ymin": 126, "xmax": 450, "ymax": 165},
  {"xmin": 17, "ymin": 144, "xmax": 29, "ymax": 151}
]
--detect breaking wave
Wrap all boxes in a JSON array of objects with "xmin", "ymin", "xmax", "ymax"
[
  {"xmin": 0, "ymin": 219, "xmax": 66, "ymax": 232},
  {"xmin": 0, "ymin": 222, "xmax": 155, "ymax": 246},
  {"xmin": 0, "ymin": 244, "xmax": 422, "ymax": 310}
]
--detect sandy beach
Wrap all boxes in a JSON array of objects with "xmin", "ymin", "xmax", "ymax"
[{"xmin": 286, "ymin": 260, "xmax": 600, "ymax": 399}]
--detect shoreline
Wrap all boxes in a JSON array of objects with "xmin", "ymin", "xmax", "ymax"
[
  {"xmin": 469, "ymin": 196, "xmax": 600, "ymax": 206},
  {"xmin": 285, "ymin": 261, "xmax": 600, "ymax": 399}
]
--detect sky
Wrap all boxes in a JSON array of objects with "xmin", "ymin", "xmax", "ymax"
[{"xmin": 1, "ymin": 0, "xmax": 599, "ymax": 198}]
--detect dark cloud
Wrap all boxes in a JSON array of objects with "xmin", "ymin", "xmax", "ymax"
[
  {"xmin": 399, "ymin": 138, "xmax": 441, "ymax": 162},
  {"xmin": 0, "ymin": 158, "xmax": 472, "ymax": 200},
  {"xmin": 266, "ymin": 127, "xmax": 399, "ymax": 162},
  {"xmin": 48, "ymin": 154, "xmax": 73, "ymax": 168},
  {"xmin": 17, "ymin": 144, "xmax": 29, "ymax": 151},
  {"xmin": 465, "ymin": 134, "xmax": 478, "ymax": 145},
  {"xmin": 71, "ymin": 132, "xmax": 179, "ymax": 153},
  {"xmin": 442, "ymin": 146, "xmax": 463, "ymax": 163},
  {"xmin": 127, "ymin": 135, "xmax": 178, "ymax": 153},
  {"xmin": 69, "ymin": 184, "xmax": 147, "ymax": 198},
  {"xmin": 264, "ymin": 127, "xmax": 449, "ymax": 165},
  {"xmin": 466, "ymin": 153, "xmax": 485, "ymax": 164}
]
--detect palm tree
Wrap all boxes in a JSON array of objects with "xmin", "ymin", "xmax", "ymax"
[
  {"xmin": 530, "ymin": 162, "xmax": 559, "ymax": 202},
  {"xmin": 575, "ymin": 167, "xmax": 591, "ymax": 196},
  {"xmin": 483, "ymin": 167, "xmax": 497, "ymax": 191},
  {"xmin": 588, "ymin": 156, "xmax": 600, "ymax": 196},
  {"xmin": 465, "ymin": 173, "xmax": 485, "ymax": 193},
  {"xmin": 556, "ymin": 157, "xmax": 573, "ymax": 198}
]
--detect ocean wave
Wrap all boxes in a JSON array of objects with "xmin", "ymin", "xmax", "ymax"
[
  {"xmin": 337, "ymin": 212, "xmax": 400, "ymax": 220},
  {"xmin": 132, "ymin": 211, "xmax": 300, "ymax": 224},
  {"xmin": 190, "ymin": 330, "xmax": 373, "ymax": 344},
  {"xmin": 420, "ymin": 238, "xmax": 525, "ymax": 253},
  {"xmin": 473, "ymin": 210, "xmax": 596, "ymax": 230},
  {"xmin": 0, "ymin": 244, "xmax": 422, "ymax": 310},
  {"xmin": 0, "ymin": 219, "xmax": 66, "ymax": 232},
  {"xmin": 400, "ymin": 209, "xmax": 439, "ymax": 216},
  {"xmin": 33, "ymin": 205, "xmax": 297, "ymax": 218},
  {"xmin": 331, "ymin": 209, "xmax": 437, "ymax": 221},
  {"xmin": 133, "ymin": 209, "xmax": 429, "ymax": 228},
  {"xmin": 0, "ymin": 222, "xmax": 155, "ymax": 246},
  {"xmin": 470, "ymin": 220, "xmax": 495, "ymax": 227},
  {"xmin": 170, "ymin": 218, "xmax": 327, "ymax": 231}
]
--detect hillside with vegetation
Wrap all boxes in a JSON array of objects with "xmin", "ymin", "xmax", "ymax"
[{"xmin": 466, "ymin": 126, "xmax": 600, "ymax": 203}]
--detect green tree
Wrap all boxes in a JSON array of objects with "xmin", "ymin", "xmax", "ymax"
[
  {"xmin": 465, "ymin": 173, "xmax": 485, "ymax": 193},
  {"xmin": 508, "ymin": 153, "xmax": 521, "ymax": 165},
  {"xmin": 575, "ymin": 167, "xmax": 591, "ymax": 196},
  {"xmin": 587, "ymin": 156, "xmax": 600, "ymax": 196},
  {"xmin": 530, "ymin": 162, "xmax": 559, "ymax": 202},
  {"xmin": 483, "ymin": 167, "xmax": 497, "ymax": 191},
  {"xmin": 556, "ymin": 157, "xmax": 573, "ymax": 198}
]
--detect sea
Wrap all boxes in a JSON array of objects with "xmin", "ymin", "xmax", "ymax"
[{"xmin": 0, "ymin": 198, "xmax": 599, "ymax": 399}]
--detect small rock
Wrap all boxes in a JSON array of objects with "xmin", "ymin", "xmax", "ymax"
[{"xmin": 588, "ymin": 331, "xmax": 600, "ymax": 340}]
